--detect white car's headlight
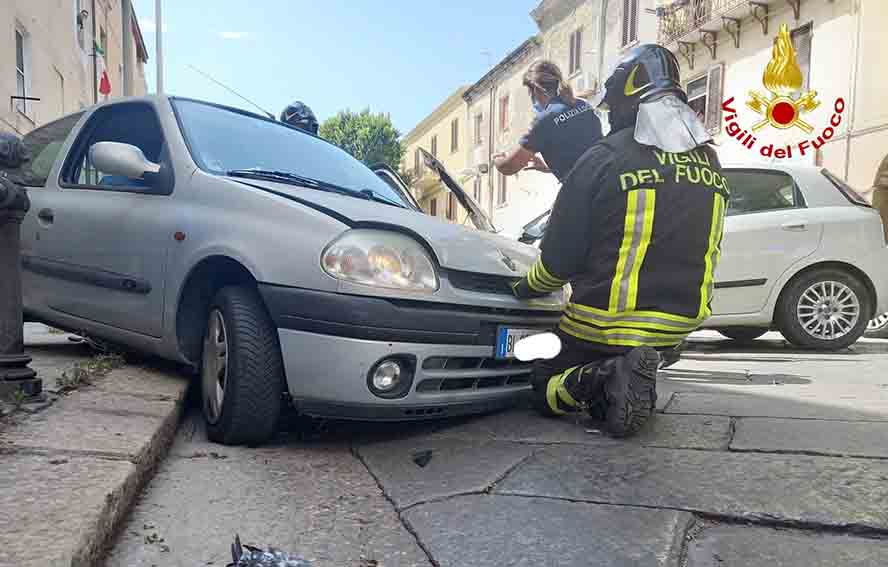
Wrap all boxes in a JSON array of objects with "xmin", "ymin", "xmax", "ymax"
[{"xmin": 321, "ymin": 229, "xmax": 439, "ymax": 292}]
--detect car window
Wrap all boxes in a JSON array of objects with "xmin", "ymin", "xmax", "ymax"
[
  {"xmin": 722, "ymin": 169, "xmax": 799, "ymax": 216},
  {"xmin": 171, "ymin": 98, "xmax": 409, "ymax": 207},
  {"xmin": 18, "ymin": 112, "xmax": 83, "ymax": 187},
  {"xmin": 62, "ymin": 103, "xmax": 167, "ymax": 192}
]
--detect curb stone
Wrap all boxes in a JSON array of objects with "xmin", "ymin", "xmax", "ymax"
[{"xmin": 0, "ymin": 363, "xmax": 189, "ymax": 567}]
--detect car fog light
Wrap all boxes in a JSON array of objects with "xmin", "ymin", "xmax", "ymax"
[
  {"xmin": 367, "ymin": 357, "xmax": 415, "ymax": 399},
  {"xmin": 372, "ymin": 360, "xmax": 402, "ymax": 391}
]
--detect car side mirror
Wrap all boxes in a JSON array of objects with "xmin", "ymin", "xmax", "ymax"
[{"xmin": 89, "ymin": 141, "xmax": 160, "ymax": 180}]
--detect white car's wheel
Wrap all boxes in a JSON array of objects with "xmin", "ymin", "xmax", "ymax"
[
  {"xmin": 865, "ymin": 312, "xmax": 888, "ymax": 339},
  {"xmin": 200, "ymin": 285, "xmax": 284, "ymax": 446},
  {"xmin": 776, "ymin": 268, "xmax": 871, "ymax": 350}
]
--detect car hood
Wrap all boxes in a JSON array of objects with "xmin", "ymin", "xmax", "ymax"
[{"xmin": 230, "ymin": 177, "xmax": 540, "ymax": 277}]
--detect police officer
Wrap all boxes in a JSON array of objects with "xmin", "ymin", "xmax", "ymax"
[
  {"xmin": 493, "ymin": 60, "xmax": 603, "ymax": 181},
  {"xmin": 511, "ymin": 44, "xmax": 729, "ymax": 437},
  {"xmin": 280, "ymin": 101, "xmax": 319, "ymax": 135}
]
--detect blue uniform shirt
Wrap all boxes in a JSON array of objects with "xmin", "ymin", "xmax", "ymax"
[{"xmin": 519, "ymin": 96, "xmax": 604, "ymax": 182}]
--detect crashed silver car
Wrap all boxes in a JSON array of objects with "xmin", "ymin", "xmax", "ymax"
[{"xmin": 19, "ymin": 96, "xmax": 564, "ymax": 445}]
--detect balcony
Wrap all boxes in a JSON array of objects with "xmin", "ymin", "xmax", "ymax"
[{"xmin": 657, "ymin": 0, "xmax": 802, "ymax": 67}]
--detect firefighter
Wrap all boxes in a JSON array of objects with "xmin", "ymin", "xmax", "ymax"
[
  {"xmin": 511, "ymin": 44, "xmax": 729, "ymax": 437},
  {"xmin": 493, "ymin": 60, "xmax": 603, "ymax": 182},
  {"xmin": 280, "ymin": 101, "xmax": 319, "ymax": 135}
]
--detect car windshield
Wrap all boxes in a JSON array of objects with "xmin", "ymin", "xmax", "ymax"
[{"xmin": 171, "ymin": 98, "xmax": 409, "ymax": 207}]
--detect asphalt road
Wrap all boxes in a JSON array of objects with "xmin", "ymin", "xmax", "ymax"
[{"xmin": 106, "ymin": 332, "xmax": 888, "ymax": 567}]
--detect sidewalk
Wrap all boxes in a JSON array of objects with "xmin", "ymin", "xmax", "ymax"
[
  {"xmin": 107, "ymin": 331, "xmax": 888, "ymax": 567},
  {"xmin": 0, "ymin": 324, "xmax": 189, "ymax": 567}
]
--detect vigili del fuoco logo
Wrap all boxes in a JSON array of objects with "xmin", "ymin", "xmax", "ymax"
[{"xmin": 721, "ymin": 23, "xmax": 845, "ymax": 160}]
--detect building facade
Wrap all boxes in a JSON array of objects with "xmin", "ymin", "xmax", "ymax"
[
  {"xmin": 463, "ymin": 37, "xmax": 558, "ymax": 238},
  {"xmin": 401, "ymin": 86, "xmax": 471, "ymax": 224},
  {"xmin": 652, "ymin": 0, "xmax": 886, "ymax": 190},
  {"xmin": 1, "ymin": 0, "xmax": 148, "ymax": 136},
  {"xmin": 400, "ymin": 0, "xmax": 885, "ymax": 237}
]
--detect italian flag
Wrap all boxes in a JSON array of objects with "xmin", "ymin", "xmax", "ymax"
[{"xmin": 95, "ymin": 41, "xmax": 111, "ymax": 96}]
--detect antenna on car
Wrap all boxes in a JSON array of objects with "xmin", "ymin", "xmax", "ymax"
[{"xmin": 186, "ymin": 64, "xmax": 277, "ymax": 121}]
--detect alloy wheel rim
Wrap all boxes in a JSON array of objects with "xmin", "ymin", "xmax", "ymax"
[
  {"xmin": 868, "ymin": 312, "xmax": 888, "ymax": 332},
  {"xmin": 796, "ymin": 281, "xmax": 860, "ymax": 341},
  {"xmin": 201, "ymin": 309, "xmax": 228, "ymax": 425}
]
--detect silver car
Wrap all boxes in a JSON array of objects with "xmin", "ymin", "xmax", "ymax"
[{"xmin": 19, "ymin": 96, "xmax": 564, "ymax": 445}]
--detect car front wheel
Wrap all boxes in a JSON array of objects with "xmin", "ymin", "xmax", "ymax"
[
  {"xmin": 776, "ymin": 269, "xmax": 871, "ymax": 350},
  {"xmin": 866, "ymin": 312, "xmax": 888, "ymax": 339},
  {"xmin": 201, "ymin": 285, "xmax": 284, "ymax": 445}
]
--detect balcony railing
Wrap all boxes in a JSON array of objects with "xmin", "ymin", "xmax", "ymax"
[{"xmin": 657, "ymin": 0, "xmax": 749, "ymax": 44}]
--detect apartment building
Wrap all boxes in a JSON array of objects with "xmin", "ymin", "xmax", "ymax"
[
  {"xmin": 1, "ymin": 0, "xmax": 148, "ymax": 135},
  {"xmin": 401, "ymin": 86, "xmax": 471, "ymax": 224},
  {"xmin": 652, "ymin": 0, "xmax": 886, "ymax": 189}
]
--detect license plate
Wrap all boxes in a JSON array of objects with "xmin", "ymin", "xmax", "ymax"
[{"xmin": 495, "ymin": 327, "xmax": 545, "ymax": 359}]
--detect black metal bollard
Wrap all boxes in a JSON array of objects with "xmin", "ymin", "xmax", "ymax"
[{"xmin": 0, "ymin": 132, "xmax": 40, "ymax": 398}]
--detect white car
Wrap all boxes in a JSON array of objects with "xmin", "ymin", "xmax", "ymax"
[{"xmin": 516, "ymin": 163, "xmax": 888, "ymax": 350}]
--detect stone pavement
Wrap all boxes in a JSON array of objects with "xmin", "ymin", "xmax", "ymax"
[
  {"xmin": 108, "ymin": 331, "xmax": 888, "ymax": 567},
  {"xmin": 0, "ymin": 324, "xmax": 189, "ymax": 567}
]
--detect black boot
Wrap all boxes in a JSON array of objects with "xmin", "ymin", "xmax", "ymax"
[
  {"xmin": 602, "ymin": 347, "xmax": 660, "ymax": 437},
  {"xmin": 533, "ymin": 361, "xmax": 610, "ymax": 417}
]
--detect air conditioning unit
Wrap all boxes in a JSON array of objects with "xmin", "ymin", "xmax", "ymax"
[{"xmin": 478, "ymin": 163, "xmax": 489, "ymax": 174}]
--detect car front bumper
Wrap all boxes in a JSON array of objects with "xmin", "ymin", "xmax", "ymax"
[{"xmin": 260, "ymin": 285, "xmax": 561, "ymax": 420}]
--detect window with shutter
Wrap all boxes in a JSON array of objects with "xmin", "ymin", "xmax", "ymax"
[
  {"xmin": 447, "ymin": 193, "xmax": 456, "ymax": 220},
  {"xmin": 499, "ymin": 94, "xmax": 510, "ymax": 132},
  {"xmin": 791, "ymin": 23, "xmax": 812, "ymax": 93},
  {"xmin": 474, "ymin": 113, "xmax": 483, "ymax": 145},
  {"xmin": 622, "ymin": 0, "xmax": 639, "ymax": 46},
  {"xmin": 451, "ymin": 118, "xmax": 459, "ymax": 153},
  {"xmin": 474, "ymin": 177, "xmax": 482, "ymax": 202},
  {"xmin": 497, "ymin": 171, "xmax": 507, "ymax": 205},
  {"xmin": 414, "ymin": 148, "xmax": 421, "ymax": 177},
  {"xmin": 705, "ymin": 63, "xmax": 724, "ymax": 131},
  {"xmin": 431, "ymin": 135, "xmax": 438, "ymax": 158},
  {"xmin": 430, "ymin": 198, "xmax": 437, "ymax": 217},
  {"xmin": 569, "ymin": 28, "xmax": 583, "ymax": 75}
]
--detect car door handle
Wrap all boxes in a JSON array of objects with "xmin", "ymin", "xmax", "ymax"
[
  {"xmin": 37, "ymin": 208, "xmax": 54, "ymax": 224},
  {"xmin": 781, "ymin": 222, "xmax": 807, "ymax": 231}
]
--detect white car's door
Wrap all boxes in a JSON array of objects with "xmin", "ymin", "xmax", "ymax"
[
  {"xmin": 22, "ymin": 102, "xmax": 174, "ymax": 338},
  {"xmin": 713, "ymin": 168, "xmax": 822, "ymax": 315}
]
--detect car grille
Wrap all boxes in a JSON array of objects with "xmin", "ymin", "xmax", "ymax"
[
  {"xmin": 416, "ymin": 356, "xmax": 533, "ymax": 392},
  {"xmin": 447, "ymin": 270, "xmax": 521, "ymax": 296}
]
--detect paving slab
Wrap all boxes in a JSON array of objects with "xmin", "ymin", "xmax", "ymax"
[
  {"xmin": 0, "ymin": 454, "xmax": 138, "ymax": 567},
  {"xmin": 106, "ymin": 438, "xmax": 429, "ymax": 567},
  {"xmin": 686, "ymin": 526, "xmax": 888, "ymax": 567},
  {"xmin": 423, "ymin": 408, "xmax": 731, "ymax": 450},
  {"xmin": 665, "ymin": 391, "xmax": 888, "ymax": 421},
  {"xmin": 403, "ymin": 494, "xmax": 691, "ymax": 567},
  {"xmin": 356, "ymin": 437, "xmax": 537, "ymax": 510},
  {"xmin": 732, "ymin": 417, "xmax": 888, "ymax": 458},
  {"xmin": 495, "ymin": 445, "xmax": 888, "ymax": 529}
]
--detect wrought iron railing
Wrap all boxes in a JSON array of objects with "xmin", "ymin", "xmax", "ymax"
[{"xmin": 657, "ymin": 0, "xmax": 748, "ymax": 44}]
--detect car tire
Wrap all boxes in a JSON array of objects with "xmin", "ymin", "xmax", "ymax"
[
  {"xmin": 716, "ymin": 327, "xmax": 768, "ymax": 342},
  {"xmin": 776, "ymin": 268, "xmax": 871, "ymax": 350},
  {"xmin": 865, "ymin": 312, "xmax": 888, "ymax": 339},
  {"xmin": 200, "ymin": 285, "xmax": 284, "ymax": 446}
]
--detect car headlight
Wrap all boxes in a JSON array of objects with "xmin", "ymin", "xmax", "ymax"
[{"xmin": 322, "ymin": 229, "xmax": 439, "ymax": 292}]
